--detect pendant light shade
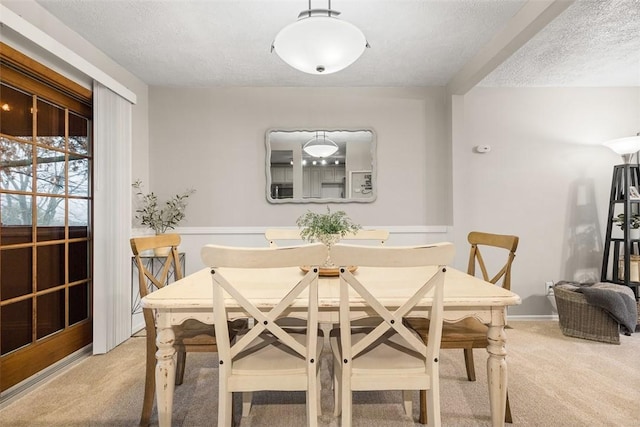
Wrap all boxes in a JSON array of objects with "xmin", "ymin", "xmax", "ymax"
[
  {"xmin": 272, "ymin": 3, "xmax": 369, "ymax": 75},
  {"xmin": 303, "ymin": 132, "xmax": 339, "ymax": 157},
  {"xmin": 603, "ymin": 133, "xmax": 640, "ymax": 163}
]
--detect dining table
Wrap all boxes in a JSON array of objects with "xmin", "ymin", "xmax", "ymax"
[{"xmin": 142, "ymin": 263, "xmax": 521, "ymax": 427}]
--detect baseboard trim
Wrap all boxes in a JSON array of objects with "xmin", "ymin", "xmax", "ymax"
[{"xmin": 0, "ymin": 344, "xmax": 92, "ymax": 408}]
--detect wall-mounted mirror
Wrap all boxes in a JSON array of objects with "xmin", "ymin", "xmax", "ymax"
[{"xmin": 266, "ymin": 129, "xmax": 376, "ymax": 204}]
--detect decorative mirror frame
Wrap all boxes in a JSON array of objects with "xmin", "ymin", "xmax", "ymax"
[{"xmin": 265, "ymin": 128, "xmax": 377, "ymax": 204}]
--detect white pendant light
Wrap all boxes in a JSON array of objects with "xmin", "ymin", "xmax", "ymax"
[
  {"xmin": 272, "ymin": 1, "xmax": 369, "ymax": 75},
  {"xmin": 303, "ymin": 132, "xmax": 339, "ymax": 157}
]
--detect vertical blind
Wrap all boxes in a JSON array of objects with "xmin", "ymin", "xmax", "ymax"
[{"xmin": 92, "ymin": 82, "xmax": 132, "ymax": 354}]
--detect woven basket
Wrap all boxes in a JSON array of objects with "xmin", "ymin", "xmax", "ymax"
[{"xmin": 553, "ymin": 286, "xmax": 620, "ymax": 344}]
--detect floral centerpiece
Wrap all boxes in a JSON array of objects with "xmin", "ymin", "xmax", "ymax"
[
  {"xmin": 296, "ymin": 206, "xmax": 361, "ymax": 267},
  {"xmin": 132, "ymin": 179, "xmax": 195, "ymax": 235}
]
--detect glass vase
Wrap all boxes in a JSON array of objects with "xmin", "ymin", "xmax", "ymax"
[{"xmin": 317, "ymin": 234, "xmax": 341, "ymax": 268}]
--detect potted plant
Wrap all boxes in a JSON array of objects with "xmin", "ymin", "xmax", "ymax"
[
  {"xmin": 132, "ymin": 180, "xmax": 195, "ymax": 255},
  {"xmin": 296, "ymin": 206, "xmax": 361, "ymax": 267},
  {"xmin": 613, "ymin": 213, "xmax": 640, "ymax": 239}
]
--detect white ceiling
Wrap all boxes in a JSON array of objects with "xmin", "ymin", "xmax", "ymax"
[{"xmin": 32, "ymin": 0, "xmax": 640, "ymax": 88}]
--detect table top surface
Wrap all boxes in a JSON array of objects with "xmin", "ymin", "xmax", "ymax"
[{"xmin": 142, "ymin": 265, "xmax": 521, "ymax": 310}]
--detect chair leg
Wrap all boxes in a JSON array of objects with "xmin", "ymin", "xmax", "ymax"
[
  {"xmin": 316, "ymin": 370, "xmax": 323, "ymax": 417},
  {"xmin": 241, "ymin": 392, "xmax": 252, "ymax": 416},
  {"xmin": 463, "ymin": 348, "xmax": 476, "ymax": 381},
  {"xmin": 333, "ymin": 360, "xmax": 342, "ymax": 417},
  {"xmin": 402, "ymin": 390, "xmax": 413, "ymax": 417},
  {"xmin": 505, "ymin": 391, "xmax": 513, "ymax": 423},
  {"xmin": 341, "ymin": 373, "xmax": 352, "ymax": 427},
  {"xmin": 140, "ymin": 334, "xmax": 156, "ymax": 426},
  {"xmin": 307, "ymin": 370, "xmax": 319, "ymax": 427},
  {"xmin": 219, "ymin": 392, "xmax": 233, "ymax": 427},
  {"xmin": 175, "ymin": 350, "xmax": 186, "ymax": 385},
  {"xmin": 425, "ymin": 388, "xmax": 441, "ymax": 427}
]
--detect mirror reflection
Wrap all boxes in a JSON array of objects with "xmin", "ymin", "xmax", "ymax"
[{"xmin": 266, "ymin": 129, "xmax": 376, "ymax": 203}]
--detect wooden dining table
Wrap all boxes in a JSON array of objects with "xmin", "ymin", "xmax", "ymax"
[{"xmin": 142, "ymin": 264, "xmax": 521, "ymax": 427}]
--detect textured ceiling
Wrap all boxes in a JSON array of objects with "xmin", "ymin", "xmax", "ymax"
[
  {"xmin": 480, "ymin": 0, "xmax": 640, "ymax": 86},
  {"xmin": 31, "ymin": 0, "xmax": 640, "ymax": 88}
]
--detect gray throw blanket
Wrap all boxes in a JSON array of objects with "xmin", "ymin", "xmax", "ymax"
[{"xmin": 574, "ymin": 282, "xmax": 638, "ymax": 335}]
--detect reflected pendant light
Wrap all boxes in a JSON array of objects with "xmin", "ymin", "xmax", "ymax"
[
  {"xmin": 303, "ymin": 131, "xmax": 339, "ymax": 157},
  {"xmin": 271, "ymin": 0, "xmax": 369, "ymax": 75}
]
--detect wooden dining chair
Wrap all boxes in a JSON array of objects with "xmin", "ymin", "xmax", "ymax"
[
  {"xmin": 131, "ymin": 234, "xmax": 219, "ymax": 427},
  {"xmin": 406, "ymin": 231, "xmax": 519, "ymax": 424},
  {"xmin": 265, "ymin": 228, "xmax": 305, "ymax": 247},
  {"xmin": 329, "ymin": 243, "xmax": 455, "ymax": 427},
  {"xmin": 201, "ymin": 243, "xmax": 327, "ymax": 427}
]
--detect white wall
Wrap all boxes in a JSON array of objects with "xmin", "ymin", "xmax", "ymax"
[
  {"xmin": 149, "ymin": 86, "xmax": 640, "ymax": 317},
  {"xmin": 147, "ymin": 86, "xmax": 452, "ymax": 228},
  {"xmin": 453, "ymin": 87, "xmax": 640, "ymax": 316}
]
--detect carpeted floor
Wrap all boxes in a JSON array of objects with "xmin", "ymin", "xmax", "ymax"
[{"xmin": 1, "ymin": 321, "xmax": 639, "ymax": 426}]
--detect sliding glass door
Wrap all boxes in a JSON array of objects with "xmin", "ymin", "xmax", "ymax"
[{"xmin": 0, "ymin": 44, "xmax": 93, "ymax": 393}]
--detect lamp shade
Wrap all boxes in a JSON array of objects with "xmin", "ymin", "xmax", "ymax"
[
  {"xmin": 273, "ymin": 11, "xmax": 367, "ymax": 75},
  {"xmin": 603, "ymin": 135, "xmax": 640, "ymax": 155},
  {"xmin": 303, "ymin": 134, "xmax": 339, "ymax": 157}
]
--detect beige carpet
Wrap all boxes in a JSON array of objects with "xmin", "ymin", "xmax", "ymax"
[{"xmin": 1, "ymin": 321, "xmax": 639, "ymax": 426}]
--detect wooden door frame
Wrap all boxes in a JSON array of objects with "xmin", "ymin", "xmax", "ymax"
[{"xmin": 0, "ymin": 42, "xmax": 93, "ymax": 392}]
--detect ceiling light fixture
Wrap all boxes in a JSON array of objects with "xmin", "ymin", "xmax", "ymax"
[
  {"xmin": 603, "ymin": 133, "xmax": 640, "ymax": 163},
  {"xmin": 303, "ymin": 131, "xmax": 339, "ymax": 157},
  {"xmin": 271, "ymin": 0, "xmax": 369, "ymax": 75}
]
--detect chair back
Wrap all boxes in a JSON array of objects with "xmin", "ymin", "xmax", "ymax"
[
  {"xmin": 201, "ymin": 243, "xmax": 326, "ymax": 377},
  {"xmin": 265, "ymin": 228, "xmax": 389, "ymax": 247},
  {"xmin": 330, "ymin": 242, "xmax": 454, "ymax": 384},
  {"xmin": 264, "ymin": 228, "xmax": 305, "ymax": 247},
  {"xmin": 341, "ymin": 229, "xmax": 389, "ymax": 246},
  {"xmin": 467, "ymin": 231, "xmax": 519, "ymax": 290},
  {"xmin": 130, "ymin": 234, "xmax": 183, "ymax": 329}
]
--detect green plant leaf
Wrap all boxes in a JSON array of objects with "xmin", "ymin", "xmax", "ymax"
[
  {"xmin": 132, "ymin": 180, "xmax": 195, "ymax": 234},
  {"xmin": 296, "ymin": 206, "xmax": 361, "ymax": 242}
]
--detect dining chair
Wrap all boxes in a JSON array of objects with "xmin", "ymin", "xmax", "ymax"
[
  {"xmin": 130, "ymin": 234, "xmax": 220, "ymax": 427},
  {"xmin": 201, "ymin": 243, "xmax": 327, "ymax": 427},
  {"xmin": 329, "ymin": 242, "xmax": 455, "ymax": 427},
  {"xmin": 406, "ymin": 231, "xmax": 519, "ymax": 424},
  {"xmin": 265, "ymin": 228, "xmax": 305, "ymax": 247},
  {"xmin": 265, "ymin": 228, "xmax": 389, "ymax": 247},
  {"xmin": 264, "ymin": 227, "xmax": 390, "ymax": 383}
]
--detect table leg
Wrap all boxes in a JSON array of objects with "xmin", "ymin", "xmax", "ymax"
[
  {"xmin": 155, "ymin": 314, "xmax": 176, "ymax": 427},
  {"xmin": 486, "ymin": 310, "xmax": 508, "ymax": 427}
]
